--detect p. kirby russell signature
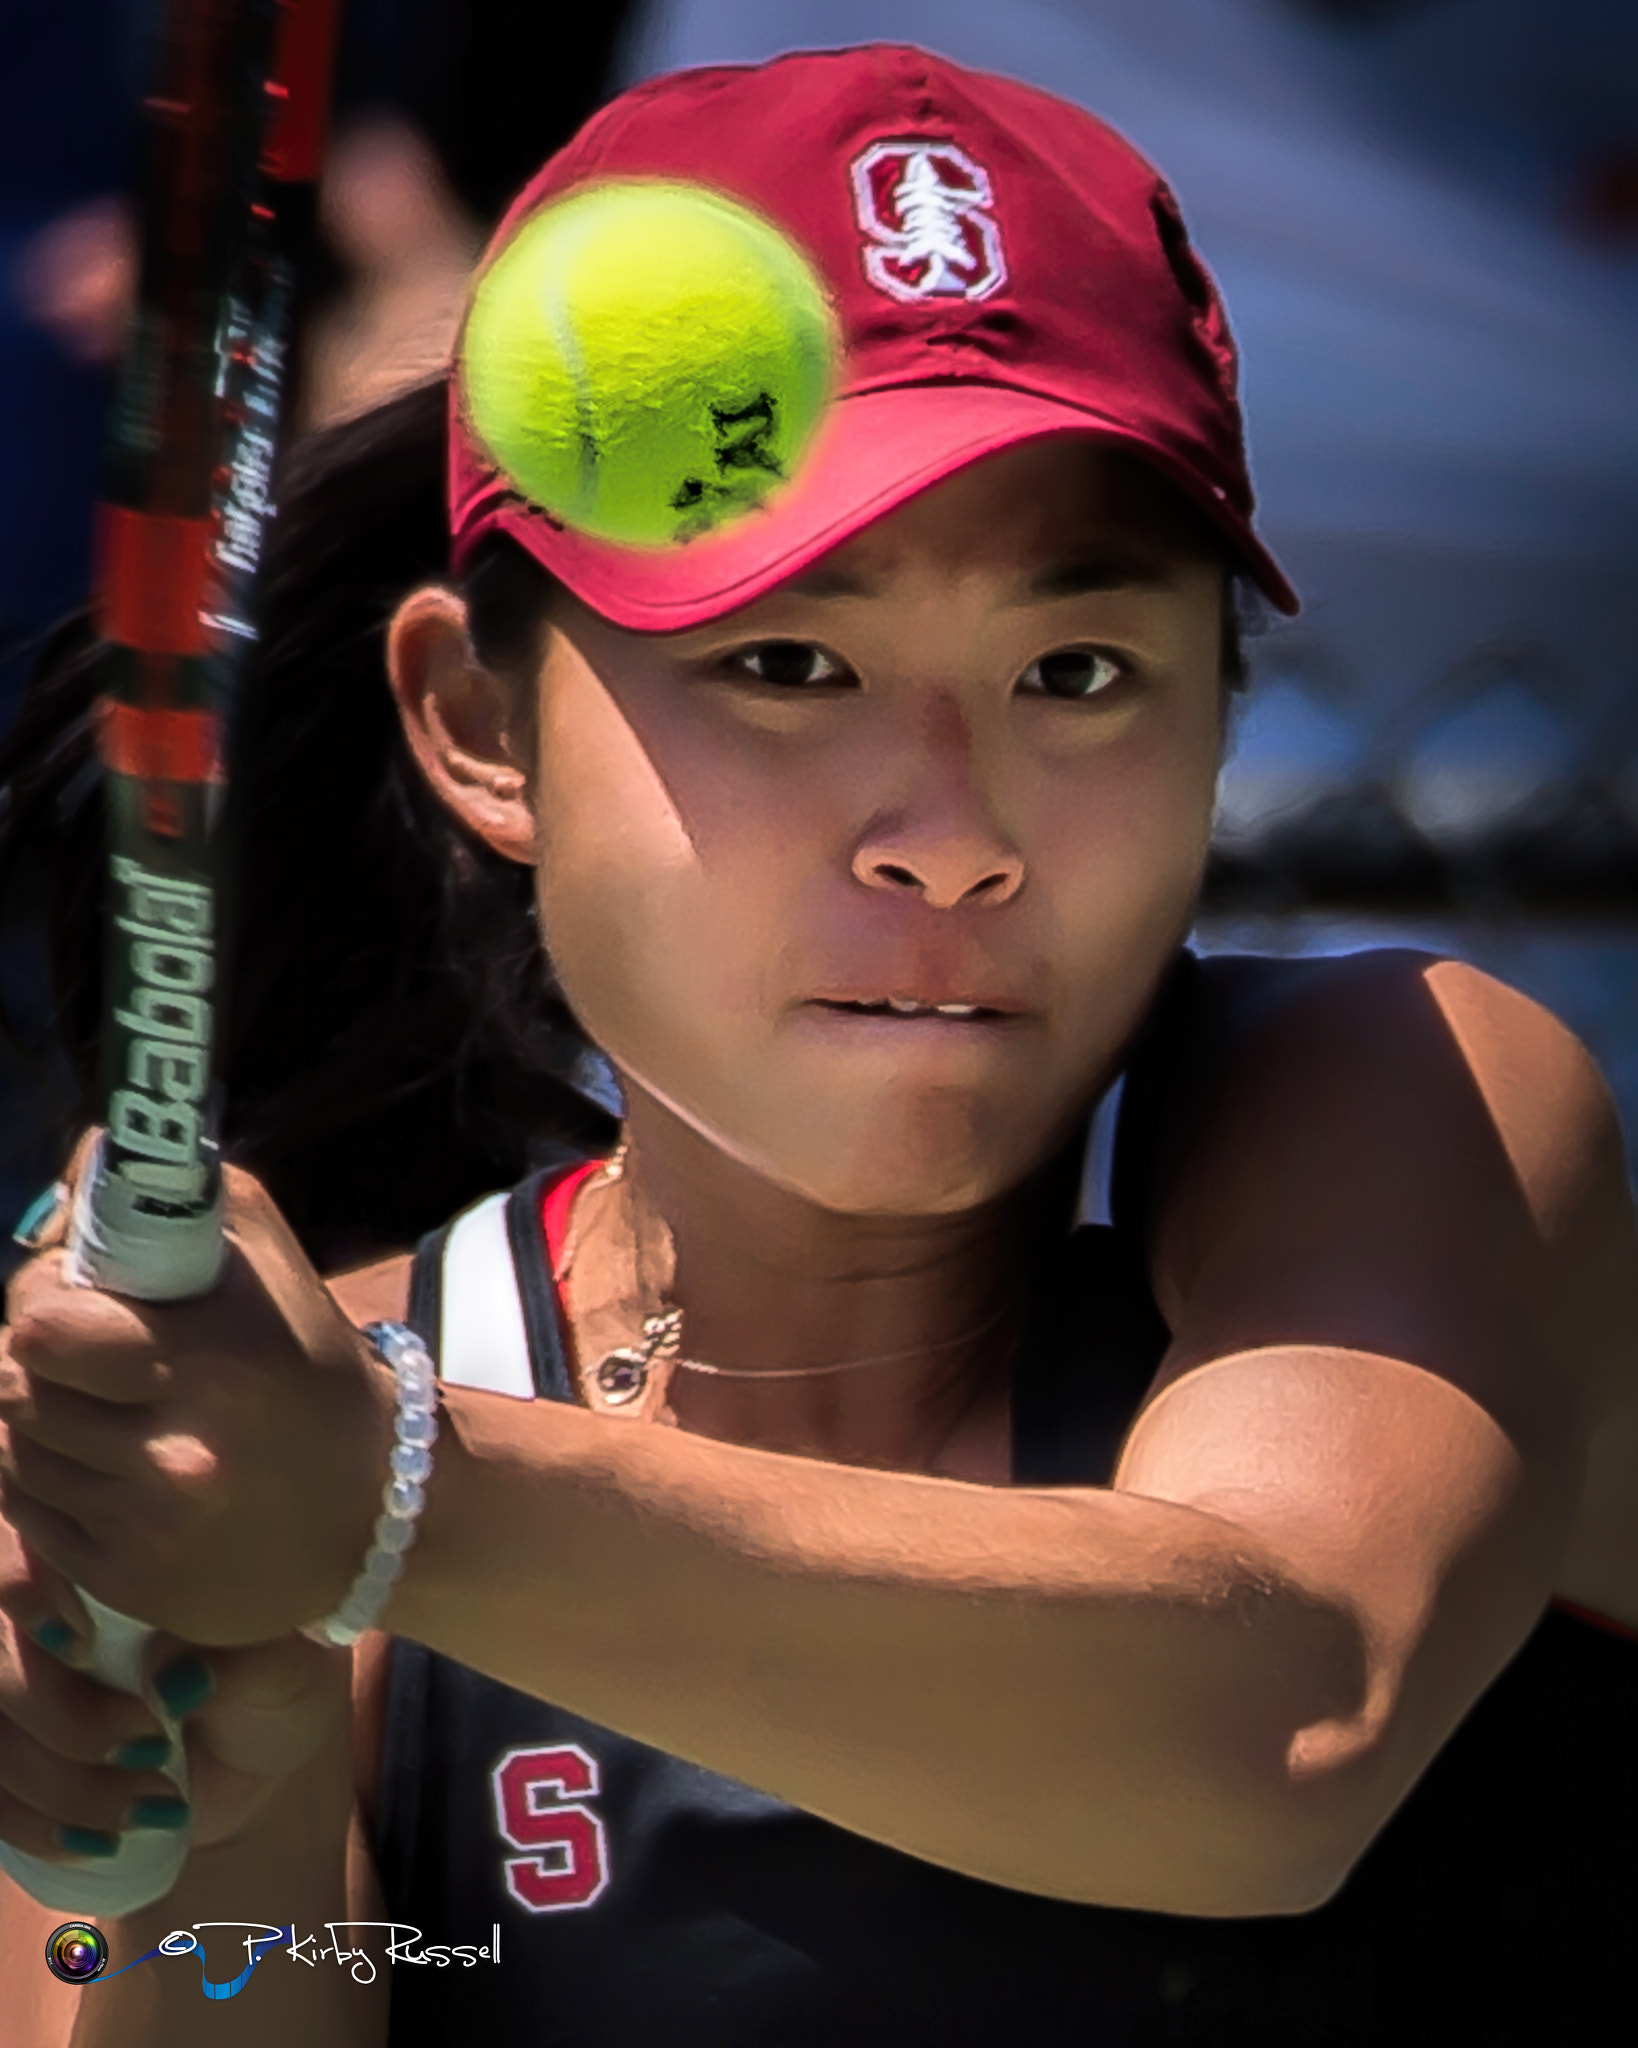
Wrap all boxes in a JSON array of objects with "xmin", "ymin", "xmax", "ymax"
[{"xmin": 93, "ymin": 1922, "xmax": 500, "ymax": 1998}]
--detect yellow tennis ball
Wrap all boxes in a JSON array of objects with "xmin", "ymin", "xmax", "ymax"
[{"xmin": 459, "ymin": 181, "xmax": 839, "ymax": 547}]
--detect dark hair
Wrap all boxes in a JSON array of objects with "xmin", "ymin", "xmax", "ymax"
[
  {"xmin": 0, "ymin": 385, "xmax": 1251, "ymax": 1269},
  {"xmin": 0, "ymin": 381, "xmax": 614, "ymax": 1273}
]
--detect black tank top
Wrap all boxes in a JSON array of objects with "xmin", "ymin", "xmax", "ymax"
[{"xmin": 373, "ymin": 952, "xmax": 1637, "ymax": 2047}]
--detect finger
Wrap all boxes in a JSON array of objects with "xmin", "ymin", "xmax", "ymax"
[
  {"xmin": 5, "ymin": 1257, "xmax": 176, "ymax": 1404},
  {"xmin": 0, "ymin": 1478, "xmax": 99, "ymax": 1590},
  {"xmin": 0, "ymin": 1708, "xmax": 180, "ymax": 1836},
  {"xmin": 0, "ymin": 1462, "xmax": 183, "ymax": 1628},
  {"xmin": 60, "ymin": 1126, "xmax": 103, "ymax": 1200},
  {"xmin": 0, "ymin": 1431, "xmax": 130, "ymax": 1538},
  {"xmin": 221, "ymin": 1162, "xmax": 311, "ymax": 1263},
  {"xmin": 4, "ymin": 1134, "xmax": 98, "ymax": 1267},
  {"xmin": 10, "ymin": 1182, "xmax": 69, "ymax": 1255},
  {"xmin": 0, "ymin": 1536, "xmax": 94, "ymax": 1665},
  {"xmin": 0, "ymin": 1366, "xmax": 153, "ymax": 1480},
  {"xmin": 0, "ymin": 1616, "xmax": 172, "ymax": 1767},
  {"xmin": 219, "ymin": 1167, "xmax": 369, "ymax": 1366},
  {"xmin": 0, "ymin": 1783, "xmax": 115, "ymax": 1864}
]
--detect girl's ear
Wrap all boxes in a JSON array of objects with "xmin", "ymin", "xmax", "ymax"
[{"xmin": 385, "ymin": 585, "xmax": 537, "ymax": 864}]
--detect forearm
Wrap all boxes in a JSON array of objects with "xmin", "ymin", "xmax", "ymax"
[
  {"xmin": 394, "ymin": 1390, "xmax": 1371, "ymax": 1913},
  {"xmin": 5, "ymin": 1720, "xmax": 384, "ymax": 2048}
]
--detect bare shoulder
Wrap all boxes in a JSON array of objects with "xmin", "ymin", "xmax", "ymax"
[
  {"xmin": 1154, "ymin": 950, "xmax": 1629, "ymax": 1302},
  {"xmin": 1095, "ymin": 948, "xmax": 1638, "ymax": 1831},
  {"xmin": 1142, "ymin": 947, "xmax": 1638, "ymax": 1612},
  {"xmin": 1152, "ymin": 948, "xmax": 1637, "ymax": 1407},
  {"xmin": 327, "ymin": 1251, "xmax": 414, "ymax": 1327}
]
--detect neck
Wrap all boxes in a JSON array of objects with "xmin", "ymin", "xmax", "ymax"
[{"xmin": 558, "ymin": 1083, "xmax": 1060, "ymax": 1475}]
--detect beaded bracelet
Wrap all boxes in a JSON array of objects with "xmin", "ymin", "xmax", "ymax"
[{"xmin": 300, "ymin": 1321, "xmax": 439, "ymax": 1649}]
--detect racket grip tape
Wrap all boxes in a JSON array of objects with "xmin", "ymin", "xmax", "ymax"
[
  {"xmin": 67, "ymin": 1132, "xmax": 225, "ymax": 1304},
  {"xmin": 0, "ymin": 1139, "xmax": 212, "ymax": 1910}
]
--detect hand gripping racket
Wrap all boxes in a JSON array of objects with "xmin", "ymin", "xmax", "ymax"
[{"xmin": 0, "ymin": 0, "xmax": 340, "ymax": 1913}]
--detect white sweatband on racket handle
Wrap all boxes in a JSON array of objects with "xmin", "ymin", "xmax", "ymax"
[{"xmin": 301, "ymin": 1322, "xmax": 440, "ymax": 1649}]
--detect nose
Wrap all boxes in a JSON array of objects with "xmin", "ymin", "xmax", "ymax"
[{"xmin": 849, "ymin": 698, "xmax": 1025, "ymax": 910}]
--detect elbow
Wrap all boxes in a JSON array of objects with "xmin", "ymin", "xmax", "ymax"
[
  {"xmin": 1130, "ymin": 1587, "xmax": 1392, "ymax": 1919},
  {"xmin": 1201, "ymin": 1711, "xmax": 1397, "ymax": 1919},
  {"xmin": 1027, "ymin": 1720, "xmax": 1391, "ymax": 1919},
  {"xmin": 1144, "ymin": 1781, "xmax": 1382, "ymax": 1920},
  {"xmin": 1204, "ymin": 1831, "xmax": 1367, "ymax": 1920}
]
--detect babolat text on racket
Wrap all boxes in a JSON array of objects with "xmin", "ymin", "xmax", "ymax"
[{"xmin": 0, "ymin": 0, "xmax": 341, "ymax": 1915}]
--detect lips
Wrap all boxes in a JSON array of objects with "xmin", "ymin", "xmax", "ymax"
[{"xmin": 806, "ymin": 993, "xmax": 1025, "ymax": 1021}]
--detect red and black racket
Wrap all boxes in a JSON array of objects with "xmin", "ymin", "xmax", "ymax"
[{"xmin": 0, "ymin": 0, "xmax": 340, "ymax": 1914}]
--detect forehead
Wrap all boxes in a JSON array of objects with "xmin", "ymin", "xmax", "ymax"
[{"xmin": 780, "ymin": 438, "xmax": 1224, "ymax": 601}]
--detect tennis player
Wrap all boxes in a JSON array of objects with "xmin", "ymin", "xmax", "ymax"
[{"xmin": 2, "ymin": 45, "xmax": 1635, "ymax": 2048}]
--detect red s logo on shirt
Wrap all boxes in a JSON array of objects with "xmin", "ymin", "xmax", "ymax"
[{"xmin": 491, "ymin": 1743, "xmax": 611, "ymax": 1912}]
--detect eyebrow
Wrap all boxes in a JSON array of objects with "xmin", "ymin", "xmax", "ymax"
[
  {"xmin": 779, "ymin": 552, "xmax": 1176, "ymax": 602},
  {"xmin": 1028, "ymin": 552, "xmax": 1176, "ymax": 597},
  {"xmin": 781, "ymin": 565, "xmax": 873, "ymax": 597}
]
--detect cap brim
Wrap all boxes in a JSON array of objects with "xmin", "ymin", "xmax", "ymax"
[{"xmin": 455, "ymin": 381, "xmax": 1299, "ymax": 628}]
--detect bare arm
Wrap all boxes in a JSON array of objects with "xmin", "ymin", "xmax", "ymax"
[
  {"xmin": 8, "ymin": 957, "xmax": 1631, "ymax": 1918},
  {"xmin": 382, "ymin": 956, "xmax": 1627, "ymax": 1913}
]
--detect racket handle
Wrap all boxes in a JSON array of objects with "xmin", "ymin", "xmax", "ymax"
[
  {"xmin": 0, "ymin": 1596, "xmax": 190, "ymax": 1912},
  {"xmin": 65, "ymin": 1132, "xmax": 225, "ymax": 1304},
  {"xmin": 0, "ymin": 1136, "xmax": 213, "ymax": 1909}
]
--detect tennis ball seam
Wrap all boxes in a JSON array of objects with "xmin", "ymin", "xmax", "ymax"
[{"xmin": 540, "ymin": 213, "xmax": 600, "ymax": 527}]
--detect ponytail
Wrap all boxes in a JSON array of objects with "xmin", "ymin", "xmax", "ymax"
[{"xmin": 0, "ymin": 381, "xmax": 617, "ymax": 1272}]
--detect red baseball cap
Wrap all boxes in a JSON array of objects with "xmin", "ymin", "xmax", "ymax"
[{"xmin": 448, "ymin": 43, "xmax": 1299, "ymax": 625}]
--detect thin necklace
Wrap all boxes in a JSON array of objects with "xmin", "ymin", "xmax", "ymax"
[
  {"xmin": 670, "ymin": 1300, "xmax": 1017, "ymax": 1380},
  {"xmin": 595, "ymin": 1294, "xmax": 1018, "ymax": 1406},
  {"xmin": 574, "ymin": 1147, "xmax": 1020, "ymax": 1405}
]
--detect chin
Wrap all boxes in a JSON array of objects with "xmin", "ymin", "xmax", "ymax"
[
  {"xmin": 747, "ymin": 1100, "xmax": 1046, "ymax": 1219},
  {"xmin": 618, "ymin": 1052, "xmax": 1063, "ymax": 1220}
]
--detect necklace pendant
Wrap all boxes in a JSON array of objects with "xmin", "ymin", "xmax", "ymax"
[
  {"xmin": 594, "ymin": 1309, "xmax": 682, "ymax": 1407},
  {"xmin": 596, "ymin": 1347, "xmax": 651, "ymax": 1404}
]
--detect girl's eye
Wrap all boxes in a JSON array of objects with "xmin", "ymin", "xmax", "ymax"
[
  {"xmin": 1018, "ymin": 648, "xmax": 1127, "ymax": 700},
  {"xmin": 727, "ymin": 642, "xmax": 848, "ymax": 689}
]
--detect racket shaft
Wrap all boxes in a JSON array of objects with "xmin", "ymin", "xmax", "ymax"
[{"xmin": 0, "ymin": 0, "xmax": 338, "ymax": 1914}]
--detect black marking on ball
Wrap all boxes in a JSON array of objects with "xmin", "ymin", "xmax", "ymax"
[
  {"xmin": 668, "ymin": 392, "xmax": 784, "ymax": 539},
  {"xmin": 711, "ymin": 393, "xmax": 782, "ymax": 478}
]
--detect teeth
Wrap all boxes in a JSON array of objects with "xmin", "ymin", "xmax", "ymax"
[{"xmin": 830, "ymin": 997, "xmax": 992, "ymax": 1017}]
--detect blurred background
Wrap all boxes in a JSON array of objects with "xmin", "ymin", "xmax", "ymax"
[{"xmin": 3, "ymin": 0, "xmax": 1637, "ymax": 1233}]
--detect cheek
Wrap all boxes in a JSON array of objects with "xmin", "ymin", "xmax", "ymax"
[
  {"xmin": 1023, "ymin": 697, "xmax": 1220, "ymax": 1044},
  {"xmin": 528, "ymin": 674, "xmax": 800, "ymax": 1073},
  {"xmin": 1036, "ymin": 693, "xmax": 1220, "ymax": 918}
]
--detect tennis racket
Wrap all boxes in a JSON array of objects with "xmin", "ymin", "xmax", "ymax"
[{"xmin": 0, "ymin": 0, "xmax": 340, "ymax": 1913}]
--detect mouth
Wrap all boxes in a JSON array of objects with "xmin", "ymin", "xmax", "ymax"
[{"xmin": 806, "ymin": 996, "xmax": 1023, "ymax": 1022}]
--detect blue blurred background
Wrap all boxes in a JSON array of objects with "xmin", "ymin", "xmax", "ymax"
[{"xmin": 4, "ymin": 0, "xmax": 1637, "ymax": 1229}]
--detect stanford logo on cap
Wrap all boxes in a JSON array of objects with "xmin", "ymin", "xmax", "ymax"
[{"xmin": 850, "ymin": 141, "xmax": 1007, "ymax": 304}]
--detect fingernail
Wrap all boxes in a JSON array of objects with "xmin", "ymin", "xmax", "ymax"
[
  {"xmin": 153, "ymin": 1654, "xmax": 213, "ymax": 1717},
  {"xmin": 109, "ymin": 1735, "xmax": 171, "ymax": 1770},
  {"xmin": 12, "ymin": 1183, "xmax": 65, "ymax": 1250},
  {"xmin": 128, "ymin": 1796, "xmax": 190, "ymax": 1831},
  {"xmin": 58, "ymin": 1826, "xmax": 120, "ymax": 1858},
  {"xmin": 26, "ymin": 1618, "xmax": 78, "ymax": 1659}
]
